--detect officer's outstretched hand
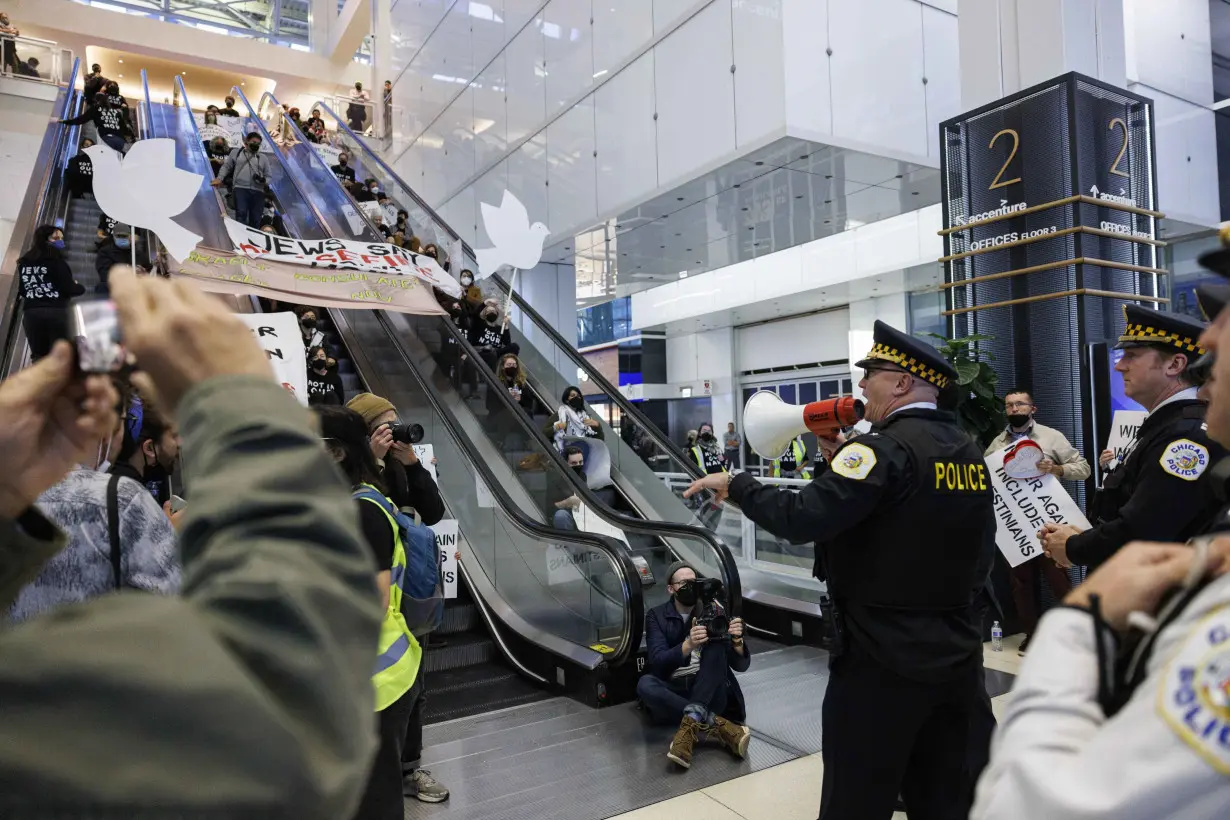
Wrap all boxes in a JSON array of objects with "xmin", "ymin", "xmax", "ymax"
[
  {"xmin": 684, "ymin": 472, "xmax": 729, "ymax": 504},
  {"xmin": 1064, "ymin": 539, "xmax": 1230, "ymax": 630}
]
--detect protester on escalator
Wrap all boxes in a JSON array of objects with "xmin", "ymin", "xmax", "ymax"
[
  {"xmin": 95, "ymin": 224, "xmax": 147, "ymax": 294},
  {"xmin": 298, "ymin": 308, "xmax": 326, "ymax": 354},
  {"xmin": 553, "ymin": 385, "xmax": 602, "ymax": 451},
  {"xmin": 314, "ymin": 406, "xmax": 423, "ymax": 820},
  {"xmin": 394, "ymin": 210, "xmax": 411, "ymax": 243},
  {"xmin": 108, "ymin": 394, "xmax": 179, "ymax": 509},
  {"xmin": 497, "ymin": 353, "xmax": 537, "ymax": 414},
  {"xmin": 688, "ymin": 423, "xmax": 728, "ymax": 475},
  {"xmin": 347, "ymin": 393, "xmax": 445, "ymax": 525},
  {"xmin": 371, "ymin": 212, "xmax": 393, "ymax": 240},
  {"xmin": 306, "ymin": 345, "xmax": 344, "ymax": 407},
  {"xmin": 83, "ymin": 63, "xmax": 108, "ymax": 99},
  {"xmin": 638, "ymin": 561, "xmax": 751, "ymax": 770},
  {"xmin": 287, "ymin": 107, "xmax": 303, "ymax": 131},
  {"xmin": 18, "ymin": 225, "xmax": 84, "ymax": 360},
  {"xmin": 305, "ymin": 109, "xmax": 327, "ymax": 143},
  {"xmin": 261, "ymin": 195, "xmax": 286, "ymax": 235},
  {"xmin": 212, "ymin": 131, "xmax": 271, "ymax": 229},
  {"xmin": 439, "ymin": 300, "xmax": 475, "ymax": 398},
  {"xmin": 218, "ymin": 96, "xmax": 240, "ymax": 117},
  {"xmin": 96, "ymin": 212, "xmax": 117, "ymax": 247},
  {"xmin": 66, "ymin": 138, "xmax": 96, "ymax": 198},
  {"xmin": 206, "ymin": 136, "xmax": 230, "ymax": 177},
  {"xmin": 60, "ymin": 93, "xmax": 133, "ymax": 154},
  {"xmin": 332, "ymin": 151, "xmax": 357, "ymax": 186}
]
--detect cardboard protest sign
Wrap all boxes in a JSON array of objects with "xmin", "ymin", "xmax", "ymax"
[
  {"xmin": 1105, "ymin": 409, "xmax": 1148, "ymax": 470},
  {"xmin": 165, "ymin": 247, "xmax": 446, "ymax": 315},
  {"xmin": 225, "ymin": 217, "xmax": 461, "ymax": 298},
  {"xmin": 432, "ymin": 519, "xmax": 459, "ymax": 598},
  {"xmin": 986, "ymin": 447, "xmax": 1091, "ymax": 567},
  {"xmin": 238, "ymin": 312, "xmax": 307, "ymax": 405},
  {"xmin": 412, "ymin": 444, "xmax": 436, "ymax": 481}
]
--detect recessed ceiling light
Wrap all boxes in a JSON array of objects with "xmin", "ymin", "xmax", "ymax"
[
  {"xmin": 118, "ymin": 59, "xmax": 124, "ymax": 64},
  {"xmin": 117, "ymin": 73, "xmax": 123, "ymax": 78}
]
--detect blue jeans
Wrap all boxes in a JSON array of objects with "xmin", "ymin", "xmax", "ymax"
[
  {"xmin": 553, "ymin": 509, "xmax": 576, "ymax": 530},
  {"xmin": 233, "ymin": 186, "xmax": 265, "ymax": 229},
  {"xmin": 637, "ymin": 643, "xmax": 730, "ymax": 725}
]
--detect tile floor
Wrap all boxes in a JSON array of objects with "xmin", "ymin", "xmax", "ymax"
[{"xmin": 606, "ymin": 635, "xmax": 1023, "ymax": 820}]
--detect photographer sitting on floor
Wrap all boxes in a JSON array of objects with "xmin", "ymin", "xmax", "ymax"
[{"xmin": 638, "ymin": 561, "xmax": 752, "ymax": 770}]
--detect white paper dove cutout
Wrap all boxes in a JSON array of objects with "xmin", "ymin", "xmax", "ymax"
[
  {"xmin": 476, "ymin": 190, "xmax": 549, "ymax": 278},
  {"xmin": 86, "ymin": 139, "xmax": 204, "ymax": 262}
]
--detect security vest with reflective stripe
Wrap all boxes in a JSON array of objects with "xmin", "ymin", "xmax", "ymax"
[
  {"xmin": 357, "ymin": 485, "xmax": 423, "ymax": 711},
  {"xmin": 691, "ymin": 445, "xmax": 727, "ymax": 475},
  {"xmin": 773, "ymin": 440, "xmax": 811, "ymax": 479}
]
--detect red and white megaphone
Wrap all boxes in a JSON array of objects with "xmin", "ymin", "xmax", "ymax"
[{"xmin": 744, "ymin": 390, "xmax": 865, "ymax": 458}]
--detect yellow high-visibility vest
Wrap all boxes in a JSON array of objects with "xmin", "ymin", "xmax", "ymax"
[{"xmin": 773, "ymin": 440, "xmax": 811, "ymax": 480}]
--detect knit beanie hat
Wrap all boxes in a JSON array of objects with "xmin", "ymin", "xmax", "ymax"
[{"xmin": 346, "ymin": 393, "xmax": 395, "ymax": 428}]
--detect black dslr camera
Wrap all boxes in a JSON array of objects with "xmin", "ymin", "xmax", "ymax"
[
  {"xmin": 387, "ymin": 421, "xmax": 425, "ymax": 445},
  {"xmin": 683, "ymin": 577, "xmax": 729, "ymax": 640}
]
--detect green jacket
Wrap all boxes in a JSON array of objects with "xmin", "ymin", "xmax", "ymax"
[{"xmin": 0, "ymin": 376, "xmax": 382, "ymax": 818}]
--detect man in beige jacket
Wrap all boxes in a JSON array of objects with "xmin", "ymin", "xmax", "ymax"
[{"xmin": 985, "ymin": 389, "xmax": 1090, "ymax": 653}]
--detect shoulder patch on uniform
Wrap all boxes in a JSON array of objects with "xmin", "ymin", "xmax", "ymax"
[
  {"xmin": 1160, "ymin": 438, "xmax": 1210, "ymax": 481},
  {"xmin": 832, "ymin": 442, "xmax": 877, "ymax": 480},
  {"xmin": 1157, "ymin": 606, "xmax": 1230, "ymax": 774}
]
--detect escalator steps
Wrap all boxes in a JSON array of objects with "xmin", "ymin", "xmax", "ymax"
[{"xmin": 421, "ymin": 661, "xmax": 552, "ymax": 725}]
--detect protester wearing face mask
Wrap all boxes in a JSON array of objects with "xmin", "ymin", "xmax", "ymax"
[
  {"xmin": 18, "ymin": 225, "xmax": 85, "ymax": 360},
  {"xmin": 211, "ymin": 131, "xmax": 271, "ymax": 229},
  {"xmin": 346, "ymin": 394, "xmax": 445, "ymax": 526},
  {"xmin": 689, "ymin": 423, "xmax": 728, "ymax": 475},
  {"xmin": 306, "ymin": 109, "xmax": 327, "ymax": 143},
  {"xmin": 9, "ymin": 377, "xmax": 180, "ymax": 624},
  {"xmin": 66, "ymin": 138, "xmax": 96, "ymax": 198},
  {"xmin": 348, "ymin": 82, "xmax": 371, "ymax": 132},
  {"xmin": 60, "ymin": 92, "xmax": 134, "ymax": 154},
  {"xmin": 497, "ymin": 353, "xmax": 536, "ymax": 413},
  {"xmin": 306, "ymin": 345, "xmax": 345, "ymax": 407},
  {"xmin": 298, "ymin": 308, "xmax": 326, "ymax": 353},
  {"xmin": 261, "ymin": 196, "xmax": 285, "ymax": 235},
  {"xmin": 94, "ymin": 224, "xmax": 146, "ymax": 294},
  {"xmin": 109, "ymin": 398, "xmax": 181, "ymax": 508},
  {"xmin": 205, "ymin": 135, "xmax": 230, "ymax": 177},
  {"xmin": 394, "ymin": 210, "xmax": 410, "ymax": 243},
  {"xmin": 218, "ymin": 96, "xmax": 240, "ymax": 117},
  {"xmin": 438, "ymin": 300, "xmax": 475, "ymax": 397},
  {"xmin": 552, "ymin": 446, "xmax": 588, "ymax": 530},
  {"xmin": 553, "ymin": 386, "xmax": 602, "ymax": 451},
  {"xmin": 467, "ymin": 300, "xmax": 513, "ymax": 370},
  {"xmin": 332, "ymin": 151, "xmax": 356, "ymax": 185}
]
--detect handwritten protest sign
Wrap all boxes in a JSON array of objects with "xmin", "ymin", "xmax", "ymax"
[
  {"xmin": 986, "ymin": 446, "xmax": 1091, "ymax": 567},
  {"xmin": 432, "ymin": 519, "xmax": 459, "ymax": 598},
  {"xmin": 238, "ymin": 312, "xmax": 307, "ymax": 405},
  {"xmin": 412, "ymin": 444, "xmax": 436, "ymax": 481},
  {"xmin": 1105, "ymin": 409, "xmax": 1147, "ymax": 470}
]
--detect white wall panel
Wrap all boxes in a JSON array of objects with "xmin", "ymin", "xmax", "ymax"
[
  {"xmin": 653, "ymin": 0, "xmax": 697, "ymax": 34},
  {"xmin": 594, "ymin": 0, "xmax": 653, "ymax": 78},
  {"xmin": 1126, "ymin": 0, "xmax": 1212, "ymax": 105},
  {"xmin": 667, "ymin": 333, "xmax": 699, "ymax": 382},
  {"xmin": 782, "ymin": 0, "xmax": 832, "ymax": 137},
  {"xmin": 653, "ymin": 1, "xmax": 736, "ymax": 187},
  {"xmin": 472, "ymin": 51, "xmax": 509, "ymax": 173},
  {"xmin": 505, "ymin": 22, "xmax": 547, "ymax": 144},
  {"xmin": 1145, "ymin": 86, "xmax": 1218, "ymax": 227},
  {"xmin": 507, "ymin": 135, "xmax": 550, "ymax": 232},
  {"xmin": 543, "ymin": 0, "xmax": 596, "ymax": 116},
  {"xmin": 829, "ymin": 0, "xmax": 927, "ymax": 158},
  {"xmin": 736, "ymin": 310, "xmax": 851, "ymax": 372},
  {"xmin": 440, "ymin": 88, "xmax": 477, "ymax": 198},
  {"xmin": 922, "ymin": 5, "xmax": 959, "ymax": 160},
  {"xmin": 595, "ymin": 53, "xmax": 658, "ymax": 214},
  {"xmin": 733, "ymin": 0, "xmax": 786, "ymax": 149},
  {"xmin": 546, "ymin": 98, "xmax": 599, "ymax": 240}
]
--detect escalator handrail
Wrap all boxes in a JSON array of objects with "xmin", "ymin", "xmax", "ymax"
[
  {"xmin": 0, "ymin": 58, "xmax": 83, "ymax": 377},
  {"xmin": 335, "ymin": 306, "xmax": 645, "ymax": 669},
  {"xmin": 174, "ymin": 75, "xmax": 230, "ymax": 224},
  {"xmin": 298, "ymin": 107, "xmax": 706, "ymax": 480}
]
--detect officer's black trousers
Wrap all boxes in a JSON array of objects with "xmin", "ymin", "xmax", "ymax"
[{"xmin": 817, "ymin": 644, "xmax": 982, "ymax": 820}]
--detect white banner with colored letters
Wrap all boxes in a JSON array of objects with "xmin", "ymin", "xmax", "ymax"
[{"xmin": 985, "ymin": 446, "xmax": 1091, "ymax": 567}]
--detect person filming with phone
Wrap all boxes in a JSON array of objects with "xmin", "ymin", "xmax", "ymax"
[{"xmin": 637, "ymin": 560, "xmax": 751, "ymax": 771}]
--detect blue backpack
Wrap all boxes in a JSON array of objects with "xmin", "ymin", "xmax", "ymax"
[{"xmin": 353, "ymin": 487, "xmax": 444, "ymax": 636}]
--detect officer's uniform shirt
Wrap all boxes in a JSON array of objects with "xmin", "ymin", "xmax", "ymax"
[
  {"xmin": 1069, "ymin": 387, "xmax": 1224, "ymax": 572},
  {"xmin": 730, "ymin": 403, "xmax": 997, "ymax": 683},
  {"xmin": 971, "ymin": 575, "xmax": 1230, "ymax": 819}
]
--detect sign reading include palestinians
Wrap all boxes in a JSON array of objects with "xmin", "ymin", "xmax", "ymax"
[
  {"xmin": 985, "ymin": 446, "xmax": 1091, "ymax": 567},
  {"xmin": 238, "ymin": 312, "xmax": 308, "ymax": 405},
  {"xmin": 224, "ymin": 217, "xmax": 462, "ymax": 298}
]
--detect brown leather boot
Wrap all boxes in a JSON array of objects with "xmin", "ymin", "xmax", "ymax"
[
  {"xmin": 667, "ymin": 715, "xmax": 703, "ymax": 768},
  {"xmin": 709, "ymin": 715, "xmax": 752, "ymax": 758}
]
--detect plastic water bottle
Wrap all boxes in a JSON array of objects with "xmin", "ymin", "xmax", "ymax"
[{"xmin": 991, "ymin": 621, "xmax": 1003, "ymax": 652}]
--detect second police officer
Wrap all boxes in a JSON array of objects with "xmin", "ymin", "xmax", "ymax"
[{"xmin": 686, "ymin": 321, "xmax": 997, "ymax": 820}]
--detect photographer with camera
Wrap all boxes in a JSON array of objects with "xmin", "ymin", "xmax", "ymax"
[
  {"xmin": 637, "ymin": 561, "xmax": 751, "ymax": 770},
  {"xmin": 346, "ymin": 393, "xmax": 444, "ymax": 526},
  {"xmin": 685, "ymin": 321, "xmax": 997, "ymax": 820},
  {"xmin": 211, "ymin": 131, "xmax": 272, "ymax": 229}
]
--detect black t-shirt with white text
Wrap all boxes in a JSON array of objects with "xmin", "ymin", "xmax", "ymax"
[{"xmin": 306, "ymin": 369, "xmax": 344, "ymax": 406}]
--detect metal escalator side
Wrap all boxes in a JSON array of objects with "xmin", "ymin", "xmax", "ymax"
[
  {"xmin": 232, "ymin": 90, "xmax": 646, "ymax": 691},
  {"xmin": 0, "ymin": 59, "xmax": 83, "ymax": 378}
]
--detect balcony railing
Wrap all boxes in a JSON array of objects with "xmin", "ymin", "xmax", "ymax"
[{"xmin": 1, "ymin": 35, "xmax": 73, "ymax": 86}]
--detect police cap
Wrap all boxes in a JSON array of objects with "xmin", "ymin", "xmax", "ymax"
[
  {"xmin": 855, "ymin": 320, "xmax": 956, "ymax": 389},
  {"xmin": 1116, "ymin": 304, "xmax": 1206, "ymax": 357}
]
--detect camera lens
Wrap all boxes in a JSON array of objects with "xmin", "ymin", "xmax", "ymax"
[{"xmin": 390, "ymin": 422, "xmax": 425, "ymax": 444}]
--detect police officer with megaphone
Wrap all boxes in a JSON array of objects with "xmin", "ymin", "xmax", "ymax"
[{"xmin": 685, "ymin": 321, "xmax": 997, "ymax": 820}]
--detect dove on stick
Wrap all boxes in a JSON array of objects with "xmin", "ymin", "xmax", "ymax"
[
  {"xmin": 475, "ymin": 190, "xmax": 549, "ymax": 278},
  {"xmin": 86, "ymin": 139, "xmax": 204, "ymax": 263}
]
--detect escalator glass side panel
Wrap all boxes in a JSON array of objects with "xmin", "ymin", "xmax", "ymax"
[{"xmin": 145, "ymin": 102, "xmax": 230, "ymax": 251}]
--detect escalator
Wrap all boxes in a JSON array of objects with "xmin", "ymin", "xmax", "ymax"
[{"xmin": 275, "ymin": 97, "xmax": 827, "ymax": 642}]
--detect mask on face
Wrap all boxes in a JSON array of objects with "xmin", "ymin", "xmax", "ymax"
[
  {"xmin": 568, "ymin": 396, "xmax": 584, "ymax": 411},
  {"xmin": 571, "ymin": 465, "xmax": 586, "ymax": 480},
  {"xmin": 1007, "ymin": 413, "xmax": 1031, "ymax": 429},
  {"xmin": 114, "ymin": 238, "xmax": 130, "ymax": 249},
  {"xmin": 504, "ymin": 366, "xmax": 518, "ymax": 377},
  {"xmin": 313, "ymin": 358, "xmax": 328, "ymax": 371},
  {"xmin": 700, "ymin": 431, "xmax": 715, "ymax": 442},
  {"xmin": 673, "ymin": 581, "xmax": 698, "ymax": 607},
  {"xmin": 339, "ymin": 158, "xmax": 348, "ymax": 166},
  {"xmin": 248, "ymin": 142, "xmax": 260, "ymax": 153},
  {"xmin": 482, "ymin": 310, "xmax": 499, "ymax": 325},
  {"xmin": 49, "ymin": 239, "xmax": 65, "ymax": 250},
  {"xmin": 460, "ymin": 275, "xmax": 473, "ymax": 287},
  {"xmin": 205, "ymin": 115, "xmax": 217, "ymax": 125},
  {"xmin": 301, "ymin": 317, "xmax": 317, "ymax": 330}
]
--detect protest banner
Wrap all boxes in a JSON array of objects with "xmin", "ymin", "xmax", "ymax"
[
  {"xmin": 238, "ymin": 312, "xmax": 308, "ymax": 405},
  {"xmin": 986, "ymin": 447, "xmax": 1091, "ymax": 567},
  {"xmin": 432, "ymin": 519, "xmax": 459, "ymax": 598},
  {"xmin": 164, "ymin": 247, "xmax": 446, "ymax": 315},
  {"xmin": 194, "ymin": 115, "xmax": 274, "ymax": 153},
  {"xmin": 1105, "ymin": 409, "xmax": 1148, "ymax": 469},
  {"xmin": 225, "ymin": 217, "xmax": 461, "ymax": 298}
]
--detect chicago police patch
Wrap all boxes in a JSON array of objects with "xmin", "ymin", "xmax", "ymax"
[
  {"xmin": 832, "ymin": 443, "xmax": 877, "ymax": 480},
  {"xmin": 1160, "ymin": 439, "xmax": 1210, "ymax": 481},
  {"xmin": 1158, "ymin": 607, "xmax": 1230, "ymax": 774}
]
